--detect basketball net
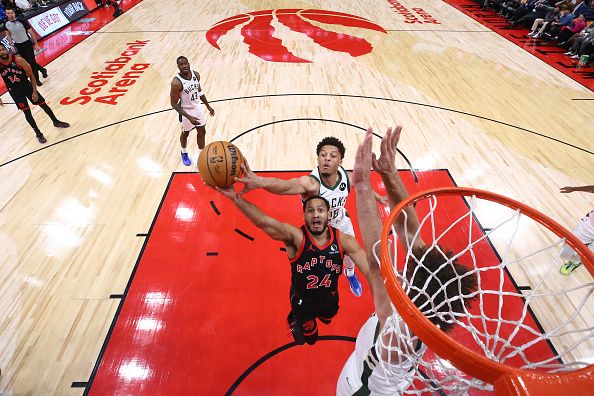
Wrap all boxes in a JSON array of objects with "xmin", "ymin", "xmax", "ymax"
[{"xmin": 375, "ymin": 188, "xmax": 594, "ymax": 395}]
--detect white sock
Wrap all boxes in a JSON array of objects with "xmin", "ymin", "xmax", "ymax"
[
  {"xmin": 181, "ymin": 147, "xmax": 187, "ymax": 154},
  {"xmin": 344, "ymin": 255, "xmax": 355, "ymax": 276}
]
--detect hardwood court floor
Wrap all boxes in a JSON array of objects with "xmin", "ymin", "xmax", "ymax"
[{"xmin": 0, "ymin": 0, "xmax": 592, "ymax": 394}]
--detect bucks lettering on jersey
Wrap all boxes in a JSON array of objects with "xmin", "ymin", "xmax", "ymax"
[
  {"xmin": 309, "ymin": 165, "xmax": 351, "ymax": 228},
  {"xmin": 290, "ymin": 226, "xmax": 344, "ymax": 300},
  {"xmin": 176, "ymin": 69, "xmax": 203, "ymax": 109}
]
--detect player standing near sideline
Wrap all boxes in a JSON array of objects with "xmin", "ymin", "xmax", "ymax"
[
  {"xmin": 0, "ymin": 45, "xmax": 69, "ymax": 144},
  {"xmin": 170, "ymin": 56, "xmax": 215, "ymax": 167}
]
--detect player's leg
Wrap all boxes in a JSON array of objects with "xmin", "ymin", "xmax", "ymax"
[
  {"xmin": 288, "ymin": 288, "xmax": 306, "ymax": 345},
  {"xmin": 336, "ymin": 352, "xmax": 359, "ymax": 396},
  {"xmin": 196, "ymin": 125, "xmax": 206, "ymax": 149},
  {"xmin": 28, "ymin": 90, "xmax": 69, "ymax": 128},
  {"xmin": 11, "ymin": 90, "xmax": 46, "ymax": 143},
  {"xmin": 289, "ymin": 288, "xmax": 321, "ymax": 345},
  {"xmin": 560, "ymin": 212, "xmax": 594, "ymax": 275},
  {"xmin": 178, "ymin": 111, "xmax": 195, "ymax": 166},
  {"xmin": 316, "ymin": 295, "xmax": 339, "ymax": 325}
]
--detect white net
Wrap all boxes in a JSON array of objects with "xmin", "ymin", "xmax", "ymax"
[{"xmin": 373, "ymin": 193, "xmax": 594, "ymax": 395}]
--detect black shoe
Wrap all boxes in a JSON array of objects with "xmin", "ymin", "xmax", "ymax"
[
  {"xmin": 41, "ymin": 69, "xmax": 48, "ymax": 78},
  {"xmin": 36, "ymin": 132, "xmax": 47, "ymax": 144},
  {"xmin": 36, "ymin": 80, "xmax": 43, "ymax": 86},
  {"xmin": 53, "ymin": 120, "xmax": 70, "ymax": 128},
  {"xmin": 287, "ymin": 312, "xmax": 305, "ymax": 345}
]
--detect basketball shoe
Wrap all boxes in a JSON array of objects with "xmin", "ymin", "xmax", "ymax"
[
  {"xmin": 181, "ymin": 152, "xmax": 191, "ymax": 166},
  {"xmin": 346, "ymin": 270, "xmax": 362, "ymax": 297},
  {"xmin": 287, "ymin": 312, "xmax": 305, "ymax": 345},
  {"xmin": 35, "ymin": 132, "xmax": 47, "ymax": 144},
  {"xmin": 343, "ymin": 256, "xmax": 362, "ymax": 297},
  {"xmin": 560, "ymin": 261, "xmax": 581, "ymax": 275}
]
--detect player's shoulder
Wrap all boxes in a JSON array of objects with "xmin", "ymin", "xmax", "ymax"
[{"xmin": 171, "ymin": 75, "xmax": 182, "ymax": 87}]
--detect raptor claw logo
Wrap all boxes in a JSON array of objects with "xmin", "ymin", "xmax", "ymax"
[{"xmin": 206, "ymin": 9, "xmax": 387, "ymax": 63}]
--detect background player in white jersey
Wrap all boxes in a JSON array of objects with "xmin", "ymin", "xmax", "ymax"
[
  {"xmin": 337, "ymin": 127, "xmax": 478, "ymax": 395},
  {"xmin": 559, "ymin": 185, "xmax": 594, "ymax": 275},
  {"xmin": 170, "ymin": 56, "xmax": 215, "ymax": 166},
  {"xmin": 236, "ymin": 136, "xmax": 385, "ymax": 297}
]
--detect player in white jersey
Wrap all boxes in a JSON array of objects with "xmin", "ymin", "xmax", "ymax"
[
  {"xmin": 236, "ymin": 135, "xmax": 385, "ymax": 297},
  {"xmin": 559, "ymin": 185, "xmax": 594, "ymax": 275},
  {"xmin": 338, "ymin": 127, "xmax": 477, "ymax": 395},
  {"xmin": 310, "ymin": 162, "xmax": 354, "ymax": 235},
  {"xmin": 170, "ymin": 56, "xmax": 215, "ymax": 166}
]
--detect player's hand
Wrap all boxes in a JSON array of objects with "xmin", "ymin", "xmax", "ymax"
[
  {"xmin": 32, "ymin": 91, "xmax": 39, "ymax": 102},
  {"xmin": 188, "ymin": 116, "xmax": 200, "ymax": 125},
  {"xmin": 235, "ymin": 160, "xmax": 263, "ymax": 196},
  {"xmin": 372, "ymin": 126, "xmax": 401, "ymax": 175},
  {"xmin": 560, "ymin": 186, "xmax": 576, "ymax": 193},
  {"xmin": 207, "ymin": 106, "xmax": 215, "ymax": 116},
  {"xmin": 210, "ymin": 184, "xmax": 239, "ymax": 200},
  {"xmin": 352, "ymin": 128, "xmax": 373, "ymax": 187}
]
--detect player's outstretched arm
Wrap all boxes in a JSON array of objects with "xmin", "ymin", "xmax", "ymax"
[
  {"xmin": 213, "ymin": 184, "xmax": 302, "ymax": 256},
  {"xmin": 346, "ymin": 171, "xmax": 388, "ymax": 205},
  {"xmin": 236, "ymin": 161, "xmax": 319, "ymax": 197},
  {"xmin": 355, "ymin": 128, "xmax": 418, "ymax": 364},
  {"xmin": 560, "ymin": 185, "xmax": 594, "ymax": 194},
  {"xmin": 372, "ymin": 126, "xmax": 425, "ymax": 250},
  {"xmin": 353, "ymin": 128, "xmax": 393, "ymax": 326}
]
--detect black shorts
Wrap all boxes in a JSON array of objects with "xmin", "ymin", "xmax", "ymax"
[
  {"xmin": 8, "ymin": 84, "xmax": 46, "ymax": 111},
  {"xmin": 289, "ymin": 287, "xmax": 339, "ymax": 344}
]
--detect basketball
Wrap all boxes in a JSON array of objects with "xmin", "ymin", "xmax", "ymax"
[{"xmin": 198, "ymin": 141, "xmax": 244, "ymax": 188}]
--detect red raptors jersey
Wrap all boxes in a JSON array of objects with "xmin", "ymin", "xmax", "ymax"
[
  {"xmin": 290, "ymin": 225, "xmax": 344, "ymax": 300},
  {"xmin": 0, "ymin": 55, "xmax": 29, "ymax": 92}
]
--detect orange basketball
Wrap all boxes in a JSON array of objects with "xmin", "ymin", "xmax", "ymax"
[{"xmin": 198, "ymin": 141, "xmax": 244, "ymax": 188}]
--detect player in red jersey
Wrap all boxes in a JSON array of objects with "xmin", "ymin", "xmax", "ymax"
[
  {"xmin": 213, "ymin": 185, "xmax": 369, "ymax": 345},
  {"xmin": 0, "ymin": 45, "xmax": 69, "ymax": 143}
]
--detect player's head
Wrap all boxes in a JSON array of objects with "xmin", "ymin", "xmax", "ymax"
[
  {"xmin": 6, "ymin": 8, "xmax": 16, "ymax": 21},
  {"xmin": 0, "ymin": 45, "xmax": 8, "ymax": 61},
  {"xmin": 302, "ymin": 195, "xmax": 330, "ymax": 236},
  {"xmin": 316, "ymin": 137, "xmax": 345, "ymax": 177},
  {"xmin": 406, "ymin": 246, "xmax": 478, "ymax": 333},
  {"xmin": 176, "ymin": 56, "xmax": 190, "ymax": 74}
]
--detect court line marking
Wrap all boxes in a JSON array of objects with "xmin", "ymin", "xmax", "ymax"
[{"xmin": 1, "ymin": 92, "xmax": 591, "ymax": 169}]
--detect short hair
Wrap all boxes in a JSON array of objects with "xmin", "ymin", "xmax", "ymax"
[
  {"xmin": 176, "ymin": 56, "xmax": 188, "ymax": 63},
  {"xmin": 316, "ymin": 137, "xmax": 345, "ymax": 159},
  {"xmin": 406, "ymin": 246, "xmax": 478, "ymax": 333},
  {"xmin": 302, "ymin": 195, "xmax": 330, "ymax": 212},
  {"xmin": 5, "ymin": 7, "xmax": 16, "ymax": 13}
]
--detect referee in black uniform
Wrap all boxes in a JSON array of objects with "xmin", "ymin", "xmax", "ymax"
[{"xmin": 3, "ymin": 8, "xmax": 47, "ymax": 86}]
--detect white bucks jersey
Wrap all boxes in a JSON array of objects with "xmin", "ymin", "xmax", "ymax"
[
  {"xmin": 310, "ymin": 166, "xmax": 353, "ymax": 235},
  {"xmin": 176, "ymin": 69, "xmax": 203, "ymax": 110}
]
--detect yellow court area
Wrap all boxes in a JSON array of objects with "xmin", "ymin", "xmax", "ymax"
[{"xmin": 0, "ymin": 0, "xmax": 592, "ymax": 394}]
